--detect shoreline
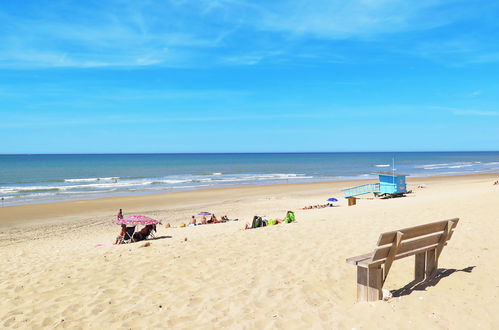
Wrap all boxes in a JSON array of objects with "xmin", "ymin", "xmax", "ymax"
[
  {"xmin": 3, "ymin": 151, "xmax": 499, "ymax": 209},
  {"xmin": 1, "ymin": 171, "xmax": 498, "ymax": 227}
]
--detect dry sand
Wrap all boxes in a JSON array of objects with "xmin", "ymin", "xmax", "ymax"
[{"xmin": 1, "ymin": 174, "xmax": 499, "ymax": 329}]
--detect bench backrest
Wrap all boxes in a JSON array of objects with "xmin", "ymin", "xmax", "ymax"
[{"xmin": 371, "ymin": 218, "xmax": 459, "ymax": 265}]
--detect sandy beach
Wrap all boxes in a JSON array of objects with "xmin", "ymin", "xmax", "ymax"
[{"xmin": 1, "ymin": 173, "xmax": 499, "ymax": 329}]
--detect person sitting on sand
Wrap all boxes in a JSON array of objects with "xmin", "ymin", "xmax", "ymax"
[
  {"xmin": 190, "ymin": 216, "xmax": 197, "ymax": 225},
  {"xmin": 132, "ymin": 224, "xmax": 156, "ymax": 242},
  {"xmin": 201, "ymin": 216, "xmax": 207, "ymax": 224},
  {"xmin": 114, "ymin": 224, "xmax": 127, "ymax": 244},
  {"xmin": 208, "ymin": 214, "xmax": 220, "ymax": 224},
  {"xmin": 117, "ymin": 209, "xmax": 123, "ymax": 220},
  {"xmin": 221, "ymin": 215, "xmax": 228, "ymax": 222}
]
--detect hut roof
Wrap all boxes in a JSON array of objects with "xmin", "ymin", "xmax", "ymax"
[{"xmin": 373, "ymin": 171, "xmax": 409, "ymax": 176}]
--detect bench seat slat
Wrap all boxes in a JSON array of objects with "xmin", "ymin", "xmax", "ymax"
[{"xmin": 358, "ymin": 242, "xmax": 448, "ymax": 268}]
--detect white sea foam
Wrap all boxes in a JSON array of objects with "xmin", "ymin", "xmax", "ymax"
[
  {"xmin": 64, "ymin": 177, "xmax": 119, "ymax": 183},
  {"xmin": 448, "ymin": 165, "xmax": 473, "ymax": 169},
  {"xmin": 374, "ymin": 164, "xmax": 390, "ymax": 167},
  {"xmin": 0, "ymin": 186, "xmax": 60, "ymax": 194},
  {"xmin": 415, "ymin": 163, "xmax": 450, "ymax": 168},
  {"xmin": 418, "ymin": 161, "xmax": 483, "ymax": 170}
]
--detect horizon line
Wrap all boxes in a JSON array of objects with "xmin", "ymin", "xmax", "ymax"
[{"xmin": 1, "ymin": 150, "xmax": 499, "ymax": 156}]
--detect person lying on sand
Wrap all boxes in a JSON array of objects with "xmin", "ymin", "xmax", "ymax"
[
  {"xmin": 132, "ymin": 224, "xmax": 156, "ymax": 242},
  {"xmin": 244, "ymin": 212, "xmax": 295, "ymax": 230},
  {"xmin": 244, "ymin": 216, "xmax": 267, "ymax": 230},
  {"xmin": 302, "ymin": 204, "xmax": 332, "ymax": 210}
]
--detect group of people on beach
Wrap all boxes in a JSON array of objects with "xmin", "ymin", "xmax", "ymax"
[
  {"xmin": 301, "ymin": 203, "xmax": 334, "ymax": 210},
  {"xmin": 114, "ymin": 208, "xmax": 296, "ymax": 243},
  {"xmin": 114, "ymin": 209, "xmax": 157, "ymax": 244},
  {"xmin": 188, "ymin": 214, "xmax": 230, "ymax": 226}
]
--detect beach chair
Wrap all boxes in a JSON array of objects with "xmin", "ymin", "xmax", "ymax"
[
  {"xmin": 346, "ymin": 218, "xmax": 459, "ymax": 302},
  {"xmin": 147, "ymin": 228, "xmax": 157, "ymax": 239},
  {"xmin": 120, "ymin": 226, "xmax": 136, "ymax": 244}
]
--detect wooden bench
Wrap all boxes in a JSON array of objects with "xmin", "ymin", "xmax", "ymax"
[{"xmin": 346, "ymin": 218, "xmax": 459, "ymax": 302}]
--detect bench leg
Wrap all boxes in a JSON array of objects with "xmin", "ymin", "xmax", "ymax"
[
  {"xmin": 415, "ymin": 252, "xmax": 426, "ymax": 281},
  {"xmin": 357, "ymin": 266, "xmax": 383, "ymax": 302},
  {"xmin": 425, "ymin": 248, "xmax": 438, "ymax": 278},
  {"xmin": 368, "ymin": 267, "xmax": 383, "ymax": 301}
]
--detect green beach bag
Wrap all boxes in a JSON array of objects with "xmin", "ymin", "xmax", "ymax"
[{"xmin": 285, "ymin": 212, "xmax": 295, "ymax": 223}]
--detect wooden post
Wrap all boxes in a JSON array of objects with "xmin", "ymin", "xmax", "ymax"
[
  {"xmin": 425, "ymin": 249, "xmax": 437, "ymax": 278},
  {"xmin": 415, "ymin": 252, "xmax": 426, "ymax": 281},
  {"xmin": 382, "ymin": 231, "xmax": 403, "ymax": 285},
  {"xmin": 368, "ymin": 267, "xmax": 383, "ymax": 301},
  {"xmin": 357, "ymin": 266, "xmax": 368, "ymax": 302},
  {"xmin": 436, "ymin": 220, "xmax": 453, "ymax": 258},
  {"xmin": 356, "ymin": 266, "xmax": 383, "ymax": 302}
]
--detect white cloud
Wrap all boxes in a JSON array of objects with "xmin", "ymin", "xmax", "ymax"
[
  {"xmin": 430, "ymin": 106, "xmax": 499, "ymax": 117},
  {"xmin": 453, "ymin": 109, "xmax": 499, "ymax": 116},
  {"xmin": 0, "ymin": 0, "xmax": 496, "ymax": 68},
  {"xmin": 255, "ymin": 1, "xmax": 455, "ymax": 39},
  {"xmin": 0, "ymin": 1, "xmax": 226, "ymax": 68}
]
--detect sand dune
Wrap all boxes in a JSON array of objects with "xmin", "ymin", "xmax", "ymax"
[{"xmin": 1, "ymin": 174, "xmax": 499, "ymax": 329}]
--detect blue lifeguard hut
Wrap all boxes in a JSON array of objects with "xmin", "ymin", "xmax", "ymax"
[{"xmin": 342, "ymin": 172, "xmax": 408, "ymax": 198}]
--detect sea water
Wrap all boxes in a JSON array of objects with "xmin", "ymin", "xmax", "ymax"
[{"xmin": 1, "ymin": 152, "xmax": 499, "ymax": 206}]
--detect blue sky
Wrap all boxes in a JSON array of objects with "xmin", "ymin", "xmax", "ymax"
[{"xmin": 1, "ymin": 0, "xmax": 499, "ymax": 153}]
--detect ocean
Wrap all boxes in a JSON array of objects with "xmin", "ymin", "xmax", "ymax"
[{"xmin": 1, "ymin": 152, "xmax": 499, "ymax": 206}]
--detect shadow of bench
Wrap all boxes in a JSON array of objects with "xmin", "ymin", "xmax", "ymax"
[{"xmin": 391, "ymin": 265, "xmax": 474, "ymax": 297}]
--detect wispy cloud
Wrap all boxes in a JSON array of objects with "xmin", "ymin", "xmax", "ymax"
[
  {"xmin": 0, "ymin": 0, "xmax": 498, "ymax": 68},
  {"xmin": 0, "ymin": 1, "xmax": 226, "ymax": 68},
  {"xmin": 430, "ymin": 106, "xmax": 499, "ymax": 117},
  {"xmin": 453, "ymin": 109, "xmax": 499, "ymax": 116},
  {"xmin": 254, "ymin": 1, "xmax": 457, "ymax": 39}
]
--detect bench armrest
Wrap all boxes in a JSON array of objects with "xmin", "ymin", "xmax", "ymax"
[{"xmin": 346, "ymin": 252, "xmax": 373, "ymax": 265}]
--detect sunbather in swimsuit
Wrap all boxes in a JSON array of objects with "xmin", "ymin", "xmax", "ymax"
[
  {"xmin": 132, "ymin": 224, "xmax": 156, "ymax": 242},
  {"xmin": 114, "ymin": 224, "xmax": 127, "ymax": 244}
]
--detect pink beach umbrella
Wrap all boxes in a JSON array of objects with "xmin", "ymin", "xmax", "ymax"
[{"xmin": 113, "ymin": 215, "xmax": 161, "ymax": 226}]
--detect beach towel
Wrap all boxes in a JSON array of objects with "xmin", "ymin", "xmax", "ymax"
[{"xmin": 95, "ymin": 243, "xmax": 113, "ymax": 247}]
